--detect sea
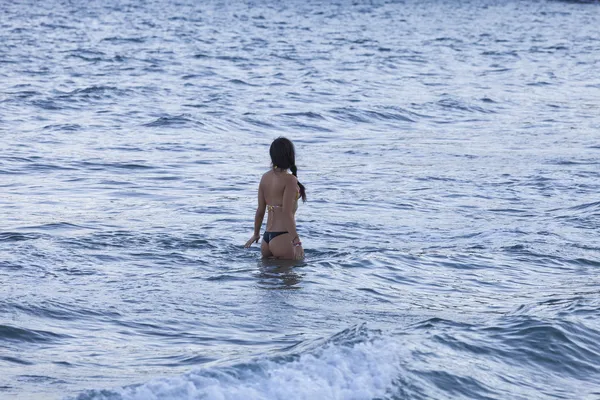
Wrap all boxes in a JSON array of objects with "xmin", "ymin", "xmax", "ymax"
[{"xmin": 1, "ymin": 0, "xmax": 600, "ymax": 399}]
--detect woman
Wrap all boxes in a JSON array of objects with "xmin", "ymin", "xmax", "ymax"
[{"xmin": 244, "ymin": 137, "xmax": 306, "ymax": 260}]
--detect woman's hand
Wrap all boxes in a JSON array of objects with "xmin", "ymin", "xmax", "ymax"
[
  {"xmin": 244, "ymin": 234, "xmax": 261, "ymax": 248},
  {"xmin": 294, "ymin": 245, "xmax": 305, "ymax": 260},
  {"xmin": 292, "ymin": 236, "xmax": 304, "ymax": 260}
]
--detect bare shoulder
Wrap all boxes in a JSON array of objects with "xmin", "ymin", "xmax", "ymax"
[
  {"xmin": 259, "ymin": 170, "xmax": 272, "ymax": 183},
  {"xmin": 284, "ymin": 173, "xmax": 298, "ymax": 185}
]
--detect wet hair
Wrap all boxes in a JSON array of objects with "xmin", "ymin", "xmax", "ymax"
[{"xmin": 269, "ymin": 137, "xmax": 307, "ymax": 202}]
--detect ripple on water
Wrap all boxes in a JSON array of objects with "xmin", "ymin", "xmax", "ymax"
[
  {"xmin": 143, "ymin": 115, "xmax": 203, "ymax": 127},
  {"xmin": 0, "ymin": 324, "xmax": 72, "ymax": 344}
]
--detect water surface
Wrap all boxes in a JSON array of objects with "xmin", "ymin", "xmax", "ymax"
[{"xmin": 1, "ymin": 0, "xmax": 600, "ymax": 399}]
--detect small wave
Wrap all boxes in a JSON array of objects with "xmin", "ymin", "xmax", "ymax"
[
  {"xmin": 143, "ymin": 115, "xmax": 201, "ymax": 127},
  {"xmin": 407, "ymin": 315, "xmax": 600, "ymax": 397},
  {"xmin": 64, "ymin": 48, "xmax": 106, "ymax": 56},
  {"xmin": 31, "ymin": 99, "xmax": 63, "ymax": 110},
  {"xmin": 15, "ymin": 375, "xmax": 65, "ymax": 384},
  {"xmin": 329, "ymin": 107, "xmax": 417, "ymax": 123},
  {"xmin": 228, "ymin": 79, "xmax": 258, "ymax": 86},
  {"xmin": 280, "ymin": 112, "xmax": 326, "ymax": 120},
  {"xmin": 23, "ymin": 222, "xmax": 92, "ymax": 231},
  {"xmin": 217, "ymin": 56, "xmax": 250, "ymax": 62},
  {"xmin": 70, "ymin": 53, "xmax": 125, "ymax": 63},
  {"xmin": 550, "ymin": 159, "xmax": 599, "ymax": 165},
  {"xmin": 365, "ymin": 110, "xmax": 415, "ymax": 122},
  {"xmin": 6, "ymin": 90, "xmax": 41, "ymax": 98},
  {"xmin": 57, "ymin": 86, "xmax": 131, "ymax": 100},
  {"xmin": 481, "ymin": 50, "xmax": 519, "ymax": 57},
  {"xmin": 529, "ymin": 45, "xmax": 569, "ymax": 54},
  {"xmin": 484, "ymin": 316, "xmax": 600, "ymax": 377},
  {"xmin": 436, "ymin": 98, "xmax": 496, "ymax": 114},
  {"xmin": 67, "ymin": 54, "xmax": 104, "ymax": 62},
  {"xmin": 0, "ymin": 355, "xmax": 33, "ymax": 365},
  {"xmin": 242, "ymin": 116, "xmax": 277, "ymax": 128},
  {"xmin": 0, "ymin": 232, "xmax": 40, "ymax": 242},
  {"xmin": 182, "ymin": 72, "xmax": 217, "ymax": 79},
  {"xmin": 0, "ymin": 324, "xmax": 70, "ymax": 343},
  {"xmin": 570, "ymin": 257, "xmax": 600, "ymax": 267},
  {"xmin": 330, "ymin": 108, "xmax": 370, "ymax": 123},
  {"xmin": 526, "ymin": 81, "xmax": 553, "ymax": 86},
  {"xmin": 434, "ymin": 36, "xmax": 464, "ymax": 43},
  {"xmin": 0, "ymin": 169, "xmax": 23, "ymax": 175},
  {"xmin": 64, "ymin": 231, "xmax": 216, "ymax": 252},
  {"xmin": 43, "ymin": 124, "xmax": 82, "ymax": 132},
  {"xmin": 488, "ymin": 208, "xmax": 534, "ymax": 215},
  {"xmin": 567, "ymin": 200, "xmax": 600, "ymax": 211},
  {"xmin": 11, "ymin": 300, "xmax": 121, "ymax": 322},
  {"xmin": 70, "ymin": 86, "xmax": 119, "ymax": 95},
  {"xmin": 27, "ymin": 162, "xmax": 78, "ymax": 171},
  {"xmin": 422, "ymin": 314, "xmax": 600, "ymax": 375},
  {"xmin": 205, "ymin": 274, "xmax": 253, "ymax": 282},
  {"xmin": 72, "ymin": 325, "xmax": 403, "ymax": 400},
  {"xmin": 0, "ymin": 261, "xmax": 24, "ymax": 270},
  {"xmin": 286, "ymin": 122, "xmax": 333, "ymax": 132},
  {"xmin": 101, "ymin": 37, "xmax": 146, "ymax": 43},
  {"xmin": 0, "ymin": 154, "xmax": 37, "ymax": 164},
  {"xmin": 77, "ymin": 161, "xmax": 155, "ymax": 171},
  {"xmin": 40, "ymin": 22, "xmax": 76, "ymax": 30}
]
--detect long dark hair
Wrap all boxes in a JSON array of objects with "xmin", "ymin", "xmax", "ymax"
[{"xmin": 269, "ymin": 137, "xmax": 307, "ymax": 202}]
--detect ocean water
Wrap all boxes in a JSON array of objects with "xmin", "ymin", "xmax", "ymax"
[{"xmin": 1, "ymin": 0, "xmax": 600, "ymax": 398}]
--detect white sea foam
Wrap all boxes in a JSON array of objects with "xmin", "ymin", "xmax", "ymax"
[{"xmin": 96, "ymin": 336, "xmax": 404, "ymax": 400}]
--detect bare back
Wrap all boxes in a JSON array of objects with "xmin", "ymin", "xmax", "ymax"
[{"xmin": 260, "ymin": 170, "xmax": 299, "ymax": 232}]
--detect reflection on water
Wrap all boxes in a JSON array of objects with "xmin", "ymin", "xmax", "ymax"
[{"xmin": 255, "ymin": 259, "xmax": 305, "ymax": 289}]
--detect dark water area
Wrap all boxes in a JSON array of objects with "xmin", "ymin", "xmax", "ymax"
[{"xmin": 1, "ymin": 0, "xmax": 600, "ymax": 399}]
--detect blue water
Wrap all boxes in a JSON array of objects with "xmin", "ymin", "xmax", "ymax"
[{"xmin": 2, "ymin": 0, "xmax": 600, "ymax": 399}]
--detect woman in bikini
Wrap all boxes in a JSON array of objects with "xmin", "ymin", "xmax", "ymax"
[{"xmin": 244, "ymin": 137, "xmax": 306, "ymax": 260}]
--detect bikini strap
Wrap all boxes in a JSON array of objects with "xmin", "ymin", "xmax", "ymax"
[{"xmin": 267, "ymin": 204, "xmax": 281, "ymax": 212}]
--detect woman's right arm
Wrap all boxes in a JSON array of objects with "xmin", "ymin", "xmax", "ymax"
[
  {"xmin": 245, "ymin": 177, "xmax": 266, "ymax": 248},
  {"xmin": 253, "ymin": 179, "xmax": 266, "ymax": 236}
]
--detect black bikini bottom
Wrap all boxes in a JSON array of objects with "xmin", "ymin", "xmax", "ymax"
[{"xmin": 263, "ymin": 231, "xmax": 288, "ymax": 244}]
